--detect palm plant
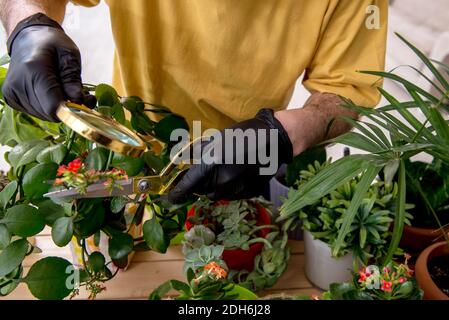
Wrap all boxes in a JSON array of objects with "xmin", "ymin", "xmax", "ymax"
[{"xmin": 279, "ymin": 33, "xmax": 449, "ymax": 264}]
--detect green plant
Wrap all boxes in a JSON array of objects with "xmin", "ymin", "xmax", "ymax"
[
  {"xmin": 188, "ymin": 198, "xmax": 276, "ymax": 250},
  {"xmin": 182, "ymin": 198, "xmax": 290, "ymax": 292},
  {"xmin": 323, "ymin": 259, "xmax": 423, "ymax": 300},
  {"xmin": 0, "ymin": 58, "xmax": 191, "ymax": 299},
  {"xmin": 149, "ymin": 262, "xmax": 258, "ymax": 300},
  {"xmin": 404, "ymin": 158, "xmax": 449, "ymax": 228},
  {"xmin": 287, "ymin": 159, "xmax": 413, "ymax": 264},
  {"xmin": 280, "ymin": 33, "xmax": 449, "ymax": 265}
]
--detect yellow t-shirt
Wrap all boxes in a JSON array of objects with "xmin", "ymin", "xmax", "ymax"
[{"xmin": 73, "ymin": 0, "xmax": 387, "ymax": 129}]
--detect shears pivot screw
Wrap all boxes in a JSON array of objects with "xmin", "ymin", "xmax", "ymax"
[{"xmin": 138, "ymin": 180, "xmax": 151, "ymax": 193}]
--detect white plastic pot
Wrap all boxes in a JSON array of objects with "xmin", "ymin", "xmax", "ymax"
[
  {"xmin": 269, "ymin": 165, "xmax": 303, "ymax": 239},
  {"xmin": 304, "ymin": 230, "xmax": 354, "ymax": 290}
]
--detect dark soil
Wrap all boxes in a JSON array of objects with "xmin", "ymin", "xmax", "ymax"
[{"xmin": 428, "ymin": 254, "xmax": 449, "ymax": 297}]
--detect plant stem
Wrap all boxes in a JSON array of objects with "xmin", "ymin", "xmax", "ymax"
[
  {"xmin": 64, "ymin": 129, "xmax": 76, "ymax": 162},
  {"xmin": 247, "ymin": 237, "xmax": 273, "ymax": 249},
  {"xmin": 105, "ymin": 150, "xmax": 114, "ymax": 171}
]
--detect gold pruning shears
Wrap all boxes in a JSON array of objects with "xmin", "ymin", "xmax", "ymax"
[{"xmin": 44, "ymin": 102, "xmax": 192, "ymax": 201}]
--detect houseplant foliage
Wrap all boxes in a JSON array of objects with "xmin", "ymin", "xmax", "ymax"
[
  {"xmin": 149, "ymin": 262, "xmax": 258, "ymax": 300},
  {"xmin": 289, "ymin": 159, "xmax": 412, "ymax": 264},
  {"xmin": 0, "ymin": 57, "xmax": 191, "ymax": 299},
  {"xmin": 324, "ymin": 259, "xmax": 423, "ymax": 300},
  {"xmin": 280, "ymin": 33, "xmax": 449, "ymax": 266},
  {"xmin": 182, "ymin": 198, "xmax": 290, "ymax": 293}
]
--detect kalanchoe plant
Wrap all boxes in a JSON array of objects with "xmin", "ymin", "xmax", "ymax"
[
  {"xmin": 323, "ymin": 257, "xmax": 423, "ymax": 300},
  {"xmin": 0, "ymin": 54, "xmax": 191, "ymax": 299},
  {"xmin": 285, "ymin": 159, "xmax": 413, "ymax": 264},
  {"xmin": 54, "ymin": 158, "xmax": 129, "ymax": 194},
  {"xmin": 149, "ymin": 262, "xmax": 258, "ymax": 300}
]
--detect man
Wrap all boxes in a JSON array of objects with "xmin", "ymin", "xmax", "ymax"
[{"xmin": 0, "ymin": 0, "xmax": 387, "ymax": 202}]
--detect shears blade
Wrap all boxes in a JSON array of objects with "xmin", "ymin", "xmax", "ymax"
[{"xmin": 44, "ymin": 179, "xmax": 134, "ymax": 200}]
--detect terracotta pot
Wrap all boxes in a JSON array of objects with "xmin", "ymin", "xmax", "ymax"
[
  {"xmin": 415, "ymin": 241, "xmax": 449, "ymax": 300},
  {"xmin": 400, "ymin": 225, "xmax": 444, "ymax": 253},
  {"xmin": 186, "ymin": 201, "xmax": 271, "ymax": 271}
]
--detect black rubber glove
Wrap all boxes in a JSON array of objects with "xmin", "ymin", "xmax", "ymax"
[
  {"xmin": 168, "ymin": 108, "xmax": 293, "ymax": 203},
  {"xmin": 2, "ymin": 13, "xmax": 96, "ymax": 122}
]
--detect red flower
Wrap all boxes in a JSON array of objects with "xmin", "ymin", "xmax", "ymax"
[
  {"xmin": 399, "ymin": 277, "xmax": 407, "ymax": 284},
  {"xmin": 381, "ymin": 280, "xmax": 393, "ymax": 292},
  {"xmin": 67, "ymin": 158, "xmax": 82, "ymax": 174},
  {"xmin": 358, "ymin": 271, "xmax": 367, "ymax": 283},
  {"xmin": 57, "ymin": 165, "xmax": 67, "ymax": 177}
]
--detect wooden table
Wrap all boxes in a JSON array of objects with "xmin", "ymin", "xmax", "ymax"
[{"xmin": 2, "ymin": 228, "xmax": 321, "ymax": 300}]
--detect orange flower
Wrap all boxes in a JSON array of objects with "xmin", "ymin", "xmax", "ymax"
[
  {"xmin": 204, "ymin": 262, "xmax": 227, "ymax": 279},
  {"xmin": 54, "ymin": 178, "xmax": 64, "ymax": 186},
  {"xmin": 57, "ymin": 165, "xmax": 67, "ymax": 177}
]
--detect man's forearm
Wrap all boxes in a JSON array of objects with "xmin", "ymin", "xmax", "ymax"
[
  {"xmin": 275, "ymin": 92, "xmax": 359, "ymax": 156},
  {"xmin": 0, "ymin": 0, "xmax": 68, "ymax": 36}
]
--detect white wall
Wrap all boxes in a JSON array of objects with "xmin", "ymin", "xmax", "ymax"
[{"xmin": 1, "ymin": 1, "xmax": 449, "ymax": 170}]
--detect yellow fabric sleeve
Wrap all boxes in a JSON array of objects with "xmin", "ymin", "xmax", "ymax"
[{"xmin": 302, "ymin": 0, "xmax": 388, "ymax": 108}]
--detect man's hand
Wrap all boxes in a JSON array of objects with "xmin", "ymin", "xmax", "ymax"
[
  {"xmin": 168, "ymin": 109, "xmax": 293, "ymax": 203},
  {"xmin": 168, "ymin": 93, "xmax": 358, "ymax": 203},
  {"xmin": 0, "ymin": 1, "xmax": 95, "ymax": 121}
]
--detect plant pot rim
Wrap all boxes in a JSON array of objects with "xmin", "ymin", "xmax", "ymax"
[
  {"xmin": 415, "ymin": 241, "xmax": 449, "ymax": 300},
  {"xmin": 404, "ymin": 224, "xmax": 441, "ymax": 234}
]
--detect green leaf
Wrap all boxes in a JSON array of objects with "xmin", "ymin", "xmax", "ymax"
[
  {"xmin": 0, "ymin": 180, "xmax": 18, "ymax": 210},
  {"xmin": 73, "ymin": 201, "xmax": 105, "ymax": 239},
  {"xmin": 36, "ymin": 144, "xmax": 68, "ymax": 165},
  {"xmin": 332, "ymin": 164, "xmax": 381, "ymax": 257},
  {"xmin": 22, "ymin": 163, "xmax": 59, "ymax": 199},
  {"xmin": 143, "ymin": 217, "xmax": 169, "ymax": 253},
  {"xmin": 383, "ymin": 160, "xmax": 407, "ymax": 264},
  {"xmin": 2, "ymin": 205, "xmax": 45, "ymax": 237},
  {"xmin": 85, "ymin": 147, "xmax": 109, "ymax": 170},
  {"xmin": 122, "ymin": 96, "xmax": 145, "ymax": 113},
  {"xmin": 0, "ymin": 54, "xmax": 10, "ymax": 66},
  {"xmin": 51, "ymin": 217, "xmax": 74, "ymax": 247},
  {"xmin": 226, "ymin": 284, "xmax": 258, "ymax": 300},
  {"xmin": 112, "ymin": 103, "xmax": 126, "ymax": 124},
  {"xmin": 395, "ymin": 33, "xmax": 449, "ymax": 91},
  {"xmin": 111, "ymin": 154, "xmax": 145, "ymax": 176},
  {"xmin": 154, "ymin": 114, "xmax": 189, "ymax": 144},
  {"xmin": 143, "ymin": 150, "xmax": 166, "ymax": 174},
  {"xmin": 108, "ymin": 232, "xmax": 134, "ymax": 260},
  {"xmin": 285, "ymin": 146, "xmax": 326, "ymax": 187},
  {"xmin": 331, "ymin": 132, "xmax": 385, "ymax": 154},
  {"xmin": 23, "ymin": 257, "xmax": 73, "ymax": 300},
  {"xmin": 0, "ymin": 239, "xmax": 28, "ymax": 278},
  {"xmin": 8, "ymin": 140, "xmax": 49, "ymax": 168},
  {"xmin": 110, "ymin": 196, "xmax": 128, "ymax": 214},
  {"xmin": 95, "ymin": 84, "xmax": 119, "ymax": 107},
  {"xmin": 34, "ymin": 200, "xmax": 66, "ymax": 226},
  {"xmin": 88, "ymin": 252, "xmax": 106, "ymax": 273},
  {"xmin": 0, "ymin": 224, "xmax": 11, "ymax": 249},
  {"xmin": 280, "ymin": 155, "xmax": 373, "ymax": 218}
]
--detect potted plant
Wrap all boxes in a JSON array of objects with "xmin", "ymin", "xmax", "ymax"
[
  {"xmin": 283, "ymin": 159, "xmax": 412, "ymax": 290},
  {"xmin": 149, "ymin": 262, "xmax": 258, "ymax": 300},
  {"xmin": 269, "ymin": 146, "xmax": 326, "ymax": 239},
  {"xmin": 279, "ymin": 33, "xmax": 449, "ymax": 299},
  {"xmin": 182, "ymin": 198, "xmax": 290, "ymax": 292},
  {"xmin": 415, "ymin": 241, "xmax": 449, "ymax": 300},
  {"xmin": 400, "ymin": 159, "xmax": 449, "ymax": 253},
  {"xmin": 323, "ymin": 260, "xmax": 423, "ymax": 300},
  {"xmin": 0, "ymin": 55, "xmax": 192, "ymax": 299}
]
